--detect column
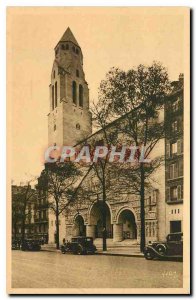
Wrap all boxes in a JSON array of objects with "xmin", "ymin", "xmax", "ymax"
[
  {"xmin": 86, "ymin": 225, "xmax": 96, "ymax": 239},
  {"xmin": 113, "ymin": 223, "xmax": 123, "ymax": 242}
]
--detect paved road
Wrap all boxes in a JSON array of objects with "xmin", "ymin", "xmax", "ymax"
[{"xmin": 12, "ymin": 250, "xmax": 183, "ymax": 289}]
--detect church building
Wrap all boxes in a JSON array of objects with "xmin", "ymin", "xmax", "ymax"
[{"xmin": 46, "ymin": 28, "xmax": 183, "ymax": 246}]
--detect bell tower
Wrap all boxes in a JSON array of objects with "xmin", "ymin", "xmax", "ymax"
[{"xmin": 48, "ymin": 27, "xmax": 92, "ymax": 147}]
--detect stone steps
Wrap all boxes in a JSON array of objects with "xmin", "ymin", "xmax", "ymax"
[{"xmin": 94, "ymin": 238, "xmax": 139, "ymax": 249}]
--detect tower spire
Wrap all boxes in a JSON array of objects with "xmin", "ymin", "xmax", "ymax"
[{"xmin": 55, "ymin": 27, "xmax": 80, "ymax": 48}]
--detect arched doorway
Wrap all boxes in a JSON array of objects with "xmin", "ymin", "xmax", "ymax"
[
  {"xmin": 118, "ymin": 209, "xmax": 137, "ymax": 239},
  {"xmin": 90, "ymin": 202, "xmax": 113, "ymax": 238},
  {"xmin": 73, "ymin": 215, "xmax": 86, "ymax": 237}
]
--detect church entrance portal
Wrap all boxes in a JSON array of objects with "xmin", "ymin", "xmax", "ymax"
[
  {"xmin": 90, "ymin": 202, "xmax": 113, "ymax": 238},
  {"xmin": 118, "ymin": 209, "xmax": 137, "ymax": 239},
  {"xmin": 73, "ymin": 215, "xmax": 86, "ymax": 237}
]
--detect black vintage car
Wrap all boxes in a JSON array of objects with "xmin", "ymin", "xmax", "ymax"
[
  {"xmin": 61, "ymin": 236, "xmax": 97, "ymax": 255},
  {"xmin": 144, "ymin": 232, "xmax": 183, "ymax": 261},
  {"xmin": 21, "ymin": 239, "xmax": 41, "ymax": 251}
]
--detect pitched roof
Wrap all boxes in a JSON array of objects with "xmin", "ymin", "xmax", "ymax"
[{"xmin": 56, "ymin": 27, "xmax": 80, "ymax": 48}]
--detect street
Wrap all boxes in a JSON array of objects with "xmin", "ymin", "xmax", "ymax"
[{"xmin": 12, "ymin": 250, "xmax": 183, "ymax": 289}]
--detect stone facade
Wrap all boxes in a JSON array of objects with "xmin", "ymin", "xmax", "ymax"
[
  {"xmin": 165, "ymin": 75, "xmax": 184, "ymax": 235},
  {"xmin": 47, "ymin": 28, "xmax": 183, "ymax": 246},
  {"xmin": 48, "ymin": 27, "xmax": 92, "ymax": 147}
]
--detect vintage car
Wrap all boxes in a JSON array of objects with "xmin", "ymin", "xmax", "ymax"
[
  {"xmin": 21, "ymin": 239, "xmax": 41, "ymax": 251},
  {"xmin": 61, "ymin": 236, "xmax": 97, "ymax": 255},
  {"xmin": 144, "ymin": 232, "xmax": 183, "ymax": 261}
]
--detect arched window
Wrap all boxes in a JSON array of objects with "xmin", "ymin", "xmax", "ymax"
[
  {"xmin": 76, "ymin": 123, "xmax": 80, "ymax": 130},
  {"xmin": 55, "ymin": 81, "xmax": 57, "ymax": 108},
  {"xmin": 76, "ymin": 69, "xmax": 79, "ymax": 77},
  {"xmin": 72, "ymin": 81, "xmax": 77, "ymax": 104},
  {"xmin": 61, "ymin": 44, "xmax": 65, "ymax": 50},
  {"xmin": 52, "ymin": 85, "xmax": 54, "ymax": 110},
  {"xmin": 79, "ymin": 85, "xmax": 83, "ymax": 107},
  {"xmin": 66, "ymin": 44, "xmax": 69, "ymax": 50},
  {"xmin": 76, "ymin": 48, "xmax": 79, "ymax": 55}
]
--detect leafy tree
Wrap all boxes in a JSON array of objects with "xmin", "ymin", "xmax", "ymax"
[
  {"xmin": 38, "ymin": 162, "xmax": 81, "ymax": 249},
  {"xmin": 81, "ymin": 102, "xmax": 119, "ymax": 251},
  {"xmin": 97, "ymin": 62, "xmax": 171, "ymax": 251}
]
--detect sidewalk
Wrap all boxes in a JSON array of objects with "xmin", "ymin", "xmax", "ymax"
[{"xmin": 41, "ymin": 244, "xmax": 144, "ymax": 257}]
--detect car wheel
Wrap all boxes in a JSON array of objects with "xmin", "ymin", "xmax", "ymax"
[
  {"xmin": 144, "ymin": 250, "xmax": 154, "ymax": 260},
  {"xmin": 156, "ymin": 244, "xmax": 166, "ymax": 255}
]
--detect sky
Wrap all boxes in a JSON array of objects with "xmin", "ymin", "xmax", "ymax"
[{"xmin": 7, "ymin": 7, "xmax": 188, "ymax": 184}]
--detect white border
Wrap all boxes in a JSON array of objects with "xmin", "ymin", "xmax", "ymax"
[{"xmin": 1, "ymin": 1, "xmax": 194, "ymax": 299}]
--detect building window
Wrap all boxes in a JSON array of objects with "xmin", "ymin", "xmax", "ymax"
[
  {"xmin": 169, "ymin": 165, "xmax": 173, "ymax": 179},
  {"xmin": 61, "ymin": 44, "xmax": 65, "ymax": 50},
  {"xmin": 54, "ymin": 124, "xmax": 56, "ymax": 131},
  {"xmin": 170, "ymin": 221, "xmax": 181, "ymax": 233},
  {"xmin": 170, "ymin": 186, "xmax": 177, "ymax": 201},
  {"xmin": 172, "ymin": 121, "xmax": 178, "ymax": 132},
  {"xmin": 179, "ymin": 159, "xmax": 183, "ymax": 177},
  {"xmin": 55, "ymin": 82, "xmax": 57, "ymax": 107},
  {"xmin": 149, "ymin": 196, "xmax": 152, "ymax": 211},
  {"xmin": 76, "ymin": 48, "xmax": 79, "ymax": 54},
  {"xmin": 72, "ymin": 46, "xmax": 76, "ymax": 53},
  {"xmin": 177, "ymin": 185, "xmax": 182, "ymax": 200},
  {"xmin": 79, "ymin": 84, "xmax": 83, "ymax": 107},
  {"xmin": 72, "ymin": 81, "xmax": 77, "ymax": 104},
  {"xmin": 66, "ymin": 44, "xmax": 69, "ymax": 50},
  {"xmin": 177, "ymin": 139, "xmax": 183, "ymax": 154},
  {"xmin": 52, "ymin": 85, "xmax": 54, "ymax": 110},
  {"xmin": 76, "ymin": 69, "xmax": 79, "ymax": 77},
  {"xmin": 76, "ymin": 123, "xmax": 80, "ymax": 130},
  {"xmin": 171, "ymin": 142, "xmax": 177, "ymax": 155},
  {"xmin": 169, "ymin": 163, "xmax": 178, "ymax": 179}
]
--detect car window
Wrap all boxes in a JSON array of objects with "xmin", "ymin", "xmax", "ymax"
[{"xmin": 167, "ymin": 234, "xmax": 182, "ymax": 241}]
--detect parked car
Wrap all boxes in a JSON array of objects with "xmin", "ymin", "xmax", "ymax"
[
  {"xmin": 144, "ymin": 232, "xmax": 183, "ymax": 261},
  {"xmin": 61, "ymin": 236, "xmax": 97, "ymax": 255},
  {"xmin": 21, "ymin": 239, "xmax": 41, "ymax": 251}
]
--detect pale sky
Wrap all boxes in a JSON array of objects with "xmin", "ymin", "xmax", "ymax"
[{"xmin": 7, "ymin": 7, "xmax": 188, "ymax": 184}]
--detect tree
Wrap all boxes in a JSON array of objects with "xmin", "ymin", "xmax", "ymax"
[
  {"xmin": 38, "ymin": 162, "xmax": 81, "ymax": 249},
  {"xmin": 84, "ymin": 101, "xmax": 119, "ymax": 251},
  {"xmin": 97, "ymin": 62, "xmax": 171, "ymax": 252}
]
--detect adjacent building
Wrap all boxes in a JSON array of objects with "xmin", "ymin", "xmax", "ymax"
[
  {"xmin": 165, "ymin": 74, "xmax": 184, "ymax": 235},
  {"xmin": 12, "ymin": 185, "xmax": 36, "ymax": 240}
]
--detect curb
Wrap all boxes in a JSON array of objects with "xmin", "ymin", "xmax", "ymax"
[
  {"xmin": 95, "ymin": 252, "xmax": 144, "ymax": 258},
  {"xmin": 41, "ymin": 249, "xmax": 60, "ymax": 253},
  {"xmin": 41, "ymin": 248, "xmax": 144, "ymax": 257}
]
